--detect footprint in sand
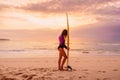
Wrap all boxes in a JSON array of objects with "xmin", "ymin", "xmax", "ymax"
[
  {"xmin": 84, "ymin": 69, "xmax": 89, "ymax": 71},
  {"xmin": 103, "ymin": 78, "xmax": 111, "ymax": 80},
  {"xmin": 22, "ymin": 74, "xmax": 37, "ymax": 80},
  {"xmin": 78, "ymin": 76, "xmax": 82, "ymax": 79},
  {"xmin": 51, "ymin": 68, "xmax": 60, "ymax": 72},
  {"xmin": 44, "ymin": 72, "xmax": 54, "ymax": 76},
  {"xmin": 82, "ymin": 69, "xmax": 89, "ymax": 71},
  {"xmin": 58, "ymin": 76, "xmax": 64, "ymax": 78},
  {"xmin": 0, "ymin": 76, "xmax": 17, "ymax": 80},
  {"xmin": 34, "ymin": 77, "xmax": 45, "ymax": 80},
  {"xmin": 0, "ymin": 68, "xmax": 2, "ymax": 71},
  {"xmin": 113, "ymin": 69, "xmax": 118, "ymax": 71},
  {"xmin": 72, "ymin": 69, "xmax": 77, "ymax": 71},
  {"xmin": 27, "ymin": 74, "xmax": 37, "ymax": 80},
  {"xmin": 52, "ymin": 69, "xmax": 58, "ymax": 72},
  {"xmin": 84, "ymin": 72, "xmax": 89, "ymax": 74},
  {"xmin": 96, "ymin": 78, "xmax": 111, "ymax": 80},
  {"xmin": 82, "ymin": 75, "xmax": 87, "ymax": 78},
  {"xmin": 98, "ymin": 70, "xmax": 106, "ymax": 73},
  {"xmin": 96, "ymin": 78, "xmax": 101, "ymax": 80},
  {"xmin": 78, "ymin": 75, "xmax": 87, "ymax": 79},
  {"xmin": 22, "ymin": 74, "xmax": 29, "ymax": 78},
  {"xmin": 30, "ymin": 68, "xmax": 49, "ymax": 72},
  {"xmin": 34, "ymin": 76, "xmax": 53, "ymax": 80},
  {"xmin": 14, "ymin": 72, "xmax": 23, "ymax": 76},
  {"xmin": 102, "ymin": 71, "xmax": 106, "ymax": 73}
]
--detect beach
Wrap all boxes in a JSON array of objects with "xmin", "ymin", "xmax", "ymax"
[
  {"xmin": 0, "ymin": 54, "xmax": 120, "ymax": 80},
  {"xmin": 1, "ymin": 0, "xmax": 120, "ymax": 80}
]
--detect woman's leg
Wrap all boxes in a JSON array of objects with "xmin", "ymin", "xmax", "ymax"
[
  {"xmin": 60, "ymin": 49, "xmax": 67, "ymax": 70},
  {"xmin": 58, "ymin": 48, "xmax": 62, "ymax": 70}
]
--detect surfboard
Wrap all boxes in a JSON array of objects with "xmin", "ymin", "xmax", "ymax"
[{"xmin": 66, "ymin": 13, "xmax": 72, "ymax": 70}]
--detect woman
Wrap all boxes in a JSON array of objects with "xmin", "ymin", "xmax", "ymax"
[{"xmin": 58, "ymin": 29, "xmax": 69, "ymax": 71}]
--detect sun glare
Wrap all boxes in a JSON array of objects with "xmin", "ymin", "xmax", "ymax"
[
  {"xmin": 1, "ymin": 9, "xmax": 98, "ymax": 30},
  {"xmin": 69, "ymin": 15, "xmax": 98, "ymax": 28}
]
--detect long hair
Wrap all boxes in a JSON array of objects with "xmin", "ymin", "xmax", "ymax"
[{"xmin": 61, "ymin": 29, "xmax": 68, "ymax": 37}]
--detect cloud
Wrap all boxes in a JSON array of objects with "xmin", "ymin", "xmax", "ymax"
[
  {"xmin": 0, "ymin": 16, "xmax": 27, "ymax": 21},
  {"xmin": 71, "ymin": 22, "xmax": 120, "ymax": 43},
  {"xmin": 17, "ymin": 0, "xmax": 118, "ymax": 14},
  {"xmin": 94, "ymin": 6, "xmax": 120, "ymax": 16},
  {"xmin": 1, "ymin": 0, "xmax": 119, "ymax": 15},
  {"xmin": 0, "ymin": 4, "xmax": 10, "ymax": 10}
]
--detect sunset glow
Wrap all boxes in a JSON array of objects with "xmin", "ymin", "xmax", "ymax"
[
  {"xmin": 0, "ymin": 0, "xmax": 120, "ymax": 42},
  {"xmin": 1, "ymin": 9, "xmax": 98, "ymax": 30},
  {"xmin": 0, "ymin": 0, "xmax": 104, "ymax": 30}
]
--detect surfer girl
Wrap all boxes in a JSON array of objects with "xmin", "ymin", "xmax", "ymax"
[{"xmin": 58, "ymin": 29, "xmax": 69, "ymax": 71}]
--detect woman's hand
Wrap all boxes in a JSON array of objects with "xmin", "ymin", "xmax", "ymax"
[{"xmin": 67, "ymin": 47, "xmax": 70, "ymax": 50}]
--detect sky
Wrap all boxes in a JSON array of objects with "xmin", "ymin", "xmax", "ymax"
[{"xmin": 0, "ymin": 0, "xmax": 120, "ymax": 42}]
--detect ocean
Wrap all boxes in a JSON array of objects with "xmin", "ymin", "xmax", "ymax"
[{"xmin": 0, "ymin": 40, "xmax": 120, "ymax": 58}]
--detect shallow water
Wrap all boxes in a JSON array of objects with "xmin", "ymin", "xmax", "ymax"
[{"xmin": 0, "ymin": 40, "xmax": 120, "ymax": 58}]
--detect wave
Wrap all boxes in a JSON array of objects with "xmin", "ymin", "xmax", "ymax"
[{"xmin": 0, "ymin": 49, "xmax": 26, "ymax": 52}]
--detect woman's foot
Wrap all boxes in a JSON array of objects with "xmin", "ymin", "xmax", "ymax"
[
  {"xmin": 58, "ymin": 66, "xmax": 61, "ymax": 70},
  {"xmin": 59, "ymin": 66, "xmax": 67, "ymax": 71},
  {"xmin": 58, "ymin": 68, "xmax": 61, "ymax": 70}
]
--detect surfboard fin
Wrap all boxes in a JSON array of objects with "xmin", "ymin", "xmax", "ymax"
[{"xmin": 67, "ymin": 65, "xmax": 72, "ymax": 71}]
